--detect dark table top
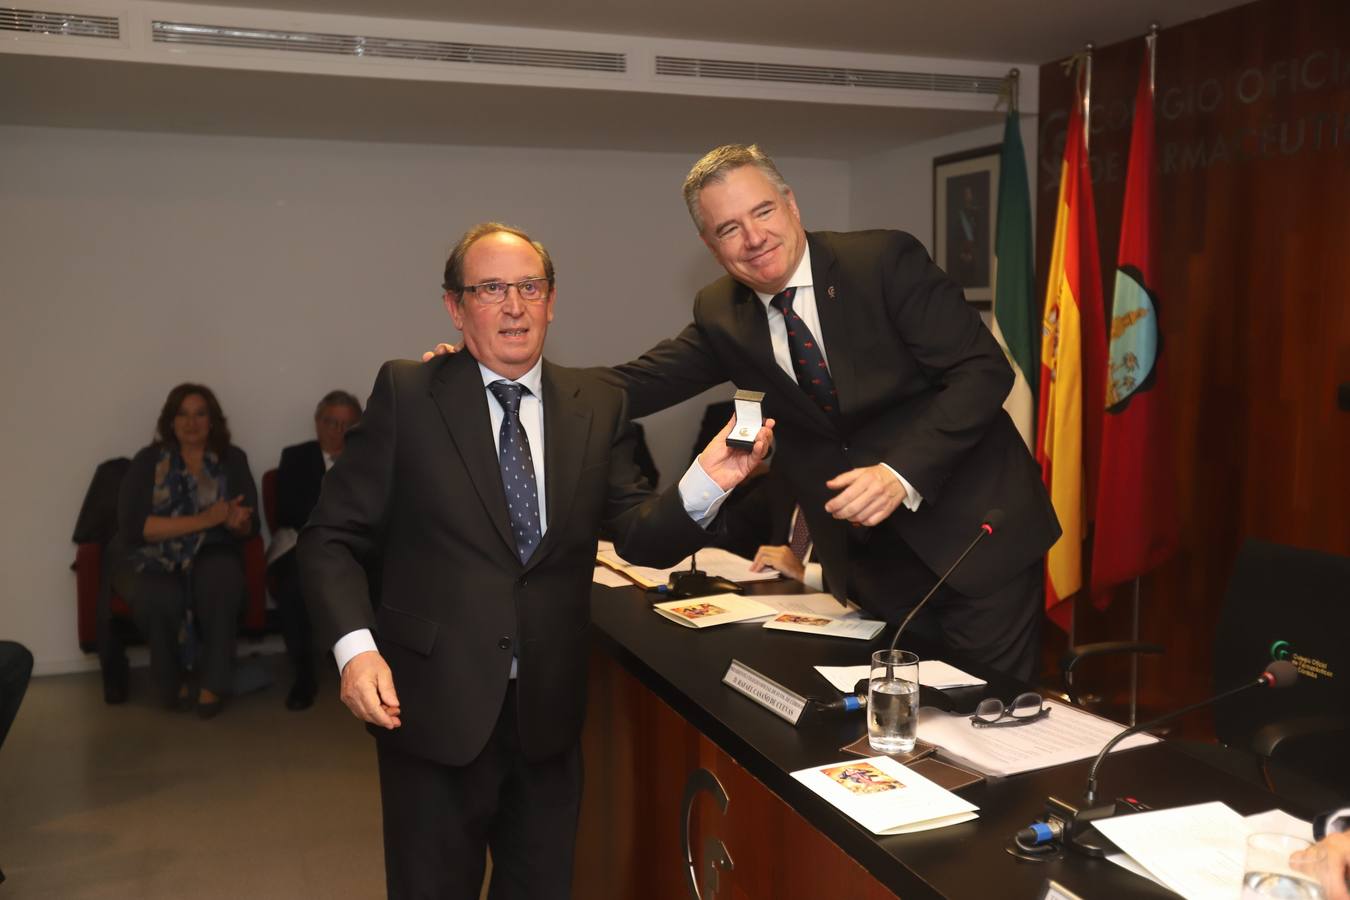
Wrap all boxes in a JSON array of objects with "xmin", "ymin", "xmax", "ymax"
[{"xmin": 590, "ymin": 580, "xmax": 1297, "ymax": 899}]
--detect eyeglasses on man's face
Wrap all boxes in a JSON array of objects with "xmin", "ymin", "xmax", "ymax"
[
  {"xmin": 969, "ymin": 692, "xmax": 1050, "ymax": 728},
  {"xmin": 460, "ymin": 277, "xmax": 551, "ymax": 305}
]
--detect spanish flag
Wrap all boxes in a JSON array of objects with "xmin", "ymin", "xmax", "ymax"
[{"xmin": 1037, "ymin": 82, "xmax": 1108, "ymax": 629}]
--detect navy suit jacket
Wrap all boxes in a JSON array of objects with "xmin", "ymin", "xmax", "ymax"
[
  {"xmin": 607, "ymin": 230, "xmax": 1060, "ymax": 617},
  {"xmin": 299, "ymin": 353, "xmax": 711, "ymax": 765}
]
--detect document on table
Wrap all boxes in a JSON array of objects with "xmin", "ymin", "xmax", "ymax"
[
  {"xmin": 592, "ymin": 566, "xmax": 632, "ymax": 587},
  {"xmin": 1095, "ymin": 803, "xmax": 1314, "ymax": 900},
  {"xmin": 791, "ymin": 755, "xmax": 978, "ymax": 835},
  {"xmin": 754, "ymin": 592, "xmax": 857, "ymax": 617},
  {"xmin": 595, "ymin": 542, "xmax": 779, "ymax": 588},
  {"xmin": 815, "ymin": 660, "xmax": 987, "ymax": 694},
  {"xmin": 915, "ymin": 699, "xmax": 1157, "ymax": 777},
  {"xmin": 763, "ymin": 613, "xmax": 886, "ymax": 641},
  {"xmin": 652, "ymin": 593, "xmax": 778, "ymax": 629}
]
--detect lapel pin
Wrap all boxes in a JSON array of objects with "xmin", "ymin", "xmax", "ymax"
[{"xmin": 827, "ymin": 285, "xmax": 836, "ymax": 299}]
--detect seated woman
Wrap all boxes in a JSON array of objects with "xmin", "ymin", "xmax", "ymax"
[{"xmin": 110, "ymin": 384, "xmax": 258, "ymax": 718}]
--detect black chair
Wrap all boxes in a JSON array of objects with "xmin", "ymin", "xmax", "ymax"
[
  {"xmin": 1060, "ymin": 539, "xmax": 1350, "ymax": 811},
  {"xmin": 1209, "ymin": 539, "xmax": 1350, "ymax": 805}
]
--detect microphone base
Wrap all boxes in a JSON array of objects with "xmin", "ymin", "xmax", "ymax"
[
  {"xmin": 1045, "ymin": 795, "xmax": 1124, "ymax": 859},
  {"xmin": 665, "ymin": 570, "xmax": 743, "ymax": 600}
]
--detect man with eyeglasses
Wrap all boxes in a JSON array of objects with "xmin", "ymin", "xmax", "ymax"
[
  {"xmin": 300, "ymin": 222, "xmax": 773, "ymax": 899},
  {"xmin": 267, "ymin": 390, "xmax": 362, "ymax": 711},
  {"xmin": 431, "ymin": 147, "xmax": 1060, "ymax": 681}
]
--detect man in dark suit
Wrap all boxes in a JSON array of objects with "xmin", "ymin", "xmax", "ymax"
[
  {"xmin": 605, "ymin": 144, "xmax": 1060, "ymax": 680},
  {"xmin": 268, "ymin": 390, "xmax": 362, "ymax": 710},
  {"xmin": 299, "ymin": 222, "xmax": 771, "ymax": 899}
]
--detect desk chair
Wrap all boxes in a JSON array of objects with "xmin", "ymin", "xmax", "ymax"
[{"xmin": 1060, "ymin": 539, "xmax": 1350, "ymax": 811}]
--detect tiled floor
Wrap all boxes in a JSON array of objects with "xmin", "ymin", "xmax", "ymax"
[{"xmin": 0, "ymin": 652, "xmax": 388, "ymax": 899}]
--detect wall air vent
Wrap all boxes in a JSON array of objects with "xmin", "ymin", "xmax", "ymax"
[
  {"xmin": 1, "ymin": 7, "xmax": 119, "ymax": 39},
  {"xmin": 150, "ymin": 21, "xmax": 627, "ymax": 73},
  {"xmin": 655, "ymin": 55, "xmax": 1004, "ymax": 96}
]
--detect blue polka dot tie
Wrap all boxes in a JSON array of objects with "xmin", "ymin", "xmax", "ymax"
[
  {"xmin": 488, "ymin": 381, "xmax": 541, "ymax": 564},
  {"xmin": 770, "ymin": 287, "xmax": 838, "ymax": 418}
]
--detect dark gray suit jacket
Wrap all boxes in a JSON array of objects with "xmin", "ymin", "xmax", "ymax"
[
  {"xmin": 299, "ymin": 352, "xmax": 710, "ymax": 766},
  {"xmin": 607, "ymin": 230, "xmax": 1060, "ymax": 617}
]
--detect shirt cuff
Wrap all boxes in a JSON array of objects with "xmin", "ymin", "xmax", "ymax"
[
  {"xmin": 678, "ymin": 458, "xmax": 731, "ymax": 527},
  {"xmin": 802, "ymin": 562, "xmax": 825, "ymax": 591},
  {"xmin": 880, "ymin": 463, "xmax": 922, "ymax": 511},
  {"xmin": 333, "ymin": 629, "xmax": 378, "ymax": 674}
]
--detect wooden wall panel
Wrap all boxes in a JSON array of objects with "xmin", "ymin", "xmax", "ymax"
[
  {"xmin": 574, "ymin": 651, "xmax": 897, "ymax": 899},
  {"xmin": 1035, "ymin": 0, "xmax": 1350, "ymax": 723}
]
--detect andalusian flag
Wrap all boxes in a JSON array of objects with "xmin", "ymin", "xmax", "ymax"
[
  {"xmin": 992, "ymin": 105, "xmax": 1037, "ymax": 448},
  {"xmin": 1091, "ymin": 42, "xmax": 1178, "ymax": 593},
  {"xmin": 1036, "ymin": 81, "xmax": 1108, "ymax": 629}
]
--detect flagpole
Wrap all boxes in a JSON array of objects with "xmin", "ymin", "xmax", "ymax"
[
  {"xmin": 1082, "ymin": 43, "xmax": 1094, "ymax": 154},
  {"xmin": 1068, "ymin": 42, "xmax": 1095, "ymax": 651},
  {"xmin": 1127, "ymin": 24, "xmax": 1160, "ymax": 729}
]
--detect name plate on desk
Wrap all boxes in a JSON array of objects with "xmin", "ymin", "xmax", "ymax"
[{"xmin": 723, "ymin": 658, "xmax": 807, "ymax": 726}]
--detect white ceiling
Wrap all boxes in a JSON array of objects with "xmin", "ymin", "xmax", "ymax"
[
  {"xmin": 155, "ymin": 0, "xmax": 1253, "ymax": 62},
  {"xmin": 0, "ymin": 54, "xmax": 1001, "ymax": 158},
  {"xmin": 0, "ymin": 0, "xmax": 1254, "ymax": 157}
]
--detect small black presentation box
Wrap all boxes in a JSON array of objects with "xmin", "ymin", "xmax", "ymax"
[{"xmin": 726, "ymin": 389, "xmax": 766, "ymax": 450}]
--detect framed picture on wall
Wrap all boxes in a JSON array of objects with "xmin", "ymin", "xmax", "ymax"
[{"xmin": 933, "ymin": 144, "xmax": 1000, "ymax": 309}]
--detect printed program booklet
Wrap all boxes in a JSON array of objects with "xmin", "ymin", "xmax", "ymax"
[
  {"xmin": 791, "ymin": 755, "xmax": 979, "ymax": 835},
  {"xmin": 652, "ymin": 593, "xmax": 777, "ymax": 629},
  {"xmin": 763, "ymin": 612, "xmax": 886, "ymax": 641}
]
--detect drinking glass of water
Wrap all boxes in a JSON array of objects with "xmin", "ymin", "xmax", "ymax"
[
  {"xmin": 1242, "ymin": 833, "xmax": 1326, "ymax": 899},
  {"xmin": 868, "ymin": 649, "xmax": 920, "ymax": 754}
]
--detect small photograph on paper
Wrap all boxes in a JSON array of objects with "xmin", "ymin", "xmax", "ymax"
[
  {"xmin": 775, "ymin": 613, "xmax": 832, "ymax": 627},
  {"xmin": 822, "ymin": 762, "xmax": 905, "ymax": 795},
  {"xmin": 669, "ymin": 602, "xmax": 726, "ymax": 620}
]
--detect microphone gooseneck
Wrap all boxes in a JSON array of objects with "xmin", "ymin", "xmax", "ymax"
[
  {"xmin": 1082, "ymin": 660, "xmax": 1299, "ymax": 805},
  {"xmin": 887, "ymin": 509, "xmax": 1003, "ymax": 654}
]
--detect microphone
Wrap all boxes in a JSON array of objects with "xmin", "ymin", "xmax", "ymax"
[
  {"xmin": 887, "ymin": 509, "xmax": 1004, "ymax": 653},
  {"xmin": 1043, "ymin": 660, "xmax": 1298, "ymax": 857},
  {"xmin": 818, "ymin": 511, "xmax": 1003, "ymax": 715}
]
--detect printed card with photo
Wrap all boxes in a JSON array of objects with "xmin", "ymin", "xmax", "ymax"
[
  {"xmin": 763, "ymin": 612, "xmax": 886, "ymax": 641},
  {"xmin": 791, "ymin": 755, "xmax": 978, "ymax": 835},
  {"xmin": 652, "ymin": 593, "xmax": 777, "ymax": 629}
]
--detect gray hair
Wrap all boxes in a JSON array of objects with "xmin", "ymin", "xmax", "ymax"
[
  {"xmin": 314, "ymin": 390, "xmax": 362, "ymax": 421},
  {"xmin": 441, "ymin": 222, "xmax": 555, "ymax": 297},
  {"xmin": 682, "ymin": 144, "xmax": 792, "ymax": 234}
]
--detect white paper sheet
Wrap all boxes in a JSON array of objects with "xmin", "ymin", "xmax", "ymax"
[
  {"xmin": 755, "ymin": 592, "xmax": 859, "ymax": 617},
  {"xmin": 596, "ymin": 544, "xmax": 779, "ymax": 588},
  {"xmin": 591, "ymin": 566, "xmax": 633, "ymax": 588},
  {"xmin": 1095, "ymin": 802, "xmax": 1248, "ymax": 900},
  {"xmin": 814, "ymin": 660, "xmax": 987, "ymax": 694},
  {"xmin": 1242, "ymin": 808, "xmax": 1314, "ymax": 841},
  {"xmin": 915, "ymin": 699, "xmax": 1158, "ymax": 777},
  {"xmin": 1103, "ymin": 806, "xmax": 1315, "ymax": 896}
]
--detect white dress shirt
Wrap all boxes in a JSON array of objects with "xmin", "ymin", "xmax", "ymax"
[
  {"xmin": 333, "ymin": 358, "xmax": 733, "ymax": 674},
  {"xmin": 753, "ymin": 245, "xmax": 922, "ymax": 512}
]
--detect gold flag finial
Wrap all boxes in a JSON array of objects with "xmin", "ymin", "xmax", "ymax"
[{"xmin": 995, "ymin": 68, "xmax": 1021, "ymax": 112}]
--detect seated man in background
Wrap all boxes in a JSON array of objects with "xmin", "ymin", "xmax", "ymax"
[{"xmin": 267, "ymin": 390, "xmax": 362, "ymax": 711}]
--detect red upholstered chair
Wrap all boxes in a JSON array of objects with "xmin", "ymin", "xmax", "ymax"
[
  {"xmin": 261, "ymin": 468, "xmax": 279, "ymax": 536},
  {"xmin": 75, "ymin": 534, "xmax": 269, "ymax": 651}
]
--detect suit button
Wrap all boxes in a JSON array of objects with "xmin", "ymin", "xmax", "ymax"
[
  {"xmin": 519, "ymin": 577, "xmax": 528, "ymax": 587},
  {"xmin": 498, "ymin": 636, "xmax": 512, "ymax": 651}
]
